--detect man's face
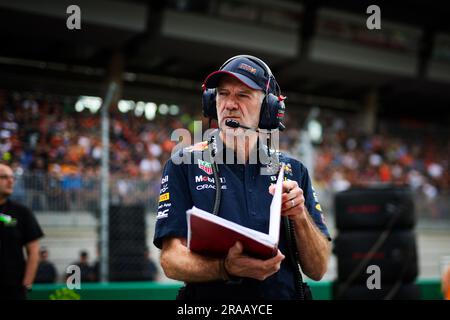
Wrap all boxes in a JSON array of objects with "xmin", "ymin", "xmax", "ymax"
[
  {"xmin": 80, "ymin": 254, "xmax": 88, "ymax": 263},
  {"xmin": 41, "ymin": 251, "xmax": 49, "ymax": 261},
  {"xmin": 0, "ymin": 165, "xmax": 15, "ymax": 198},
  {"xmin": 216, "ymin": 76, "xmax": 263, "ymax": 131}
]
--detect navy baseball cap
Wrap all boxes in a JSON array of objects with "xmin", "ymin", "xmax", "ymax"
[{"xmin": 203, "ymin": 56, "xmax": 271, "ymax": 92}]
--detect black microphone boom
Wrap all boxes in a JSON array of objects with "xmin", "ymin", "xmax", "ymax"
[
  {"xmin": 225, "ymin": 119, "xmax": 240, "ymax": 128},
  {"xmin": 225, "ymin": 119, "xmax": 255, "ymax": 131}
]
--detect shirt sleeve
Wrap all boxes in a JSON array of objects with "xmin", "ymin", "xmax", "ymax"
[
  {"xmin": 296, "ymin": 162, "xmax": 332, "ymax": 241},
  {"xmin": 21, "ymin": 205, "xmax": 44, "ymax": 245},
  {"xmin": 153, "ymin": 158, "xmax": 193, "ymax": 249}
]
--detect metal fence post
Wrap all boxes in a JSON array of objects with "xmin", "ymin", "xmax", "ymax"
[{"xmin": 100, "ymin": 82, "xmax": 117, "ymax": 283}]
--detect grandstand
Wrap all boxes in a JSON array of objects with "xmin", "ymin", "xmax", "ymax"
[{"xmin": 0, "ymin": 0, "xmax": 449, "ymax": 299}]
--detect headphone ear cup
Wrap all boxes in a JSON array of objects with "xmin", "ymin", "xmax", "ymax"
[
  {"xmin": 202, "ymin": 89, "xmax": 217, "ymax": 119},
  {"xmin": 258, "ymin": 94, "xmax": 285, "ymax": 130}
]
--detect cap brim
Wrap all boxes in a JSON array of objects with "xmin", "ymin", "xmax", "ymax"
[{"xmin": 203, "ymin": 70, "xmax": 262, "ymax": 90}]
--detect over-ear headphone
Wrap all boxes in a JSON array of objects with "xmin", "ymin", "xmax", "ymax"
[{"xmin": 202, "ymin": 55, "xmax": 286, "ymax": 130}]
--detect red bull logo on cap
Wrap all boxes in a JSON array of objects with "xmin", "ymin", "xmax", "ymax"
[{"xmin": 238, "ymin": 63, "xmax": 257, "ymax": 74}]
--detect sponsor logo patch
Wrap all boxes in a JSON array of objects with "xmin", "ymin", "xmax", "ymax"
[
  {"xmin": 312, "ymin": 187, "xmax": 320, "ymax": 202},
  {"xmin": 238, "ymin": 63, "xmax": 257, "ymax": 75},
  {"xmin": 0, "ymin": 213, "xmax": 17, "ymax": 226},
  {"xmin": 159, "ymin": 186, "xmax": 169, "ymax": 194},
  {"xmin": 196, "ymin": 184, "xmax": 227, "ymax": 191},
  {"xmin": 159, "ymin": 192, "xmax": 170, "ymax": 202},
  {"xmin": 194, "ymin": 175, "xmax": 226, "ymax": 184},
  {"xmin": 313, "ymin": 192, "xmax": 319, "ymax": 202},
  {"xmin": 198, "ymin": 159, "xmax": 213, "ymax": 175},
  {"xmin": 158, "ymin": 203, "xmax": 171, "ymax": 210},
  {"xmin": 157, "ymin": 209, "xmax": 169, "ymax": 220},
  {"xmin": 283, "ymin": 163, "xmax": 293, "ymax": 175}
]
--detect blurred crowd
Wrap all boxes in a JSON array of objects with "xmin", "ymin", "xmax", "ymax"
[
  {"xmin": 0, "ymin": 89, "xmax": 184, "ymax": 211},
  {"xmin": 312, "ymin": 114, "xmax": 449, "ymax": 219},
  {"xmin": 314, "ymin": 114, "xmax": 449, "ymax": 192},
  {"xmin": 0, "ymin": 89, "xmax": 448, "ymax": 218},
  {"xmin": 34, "ymin": 247, "xmax": 158, "ymax": 284},
  {"xmin": 0, "ymin": 89, "xmax": 179, "ymax": 179}
]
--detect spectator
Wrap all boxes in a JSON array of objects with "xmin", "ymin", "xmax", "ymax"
[
  {"xmin": 91, "ymin": 244, "xmax": 100, "ymax": 282},
  {"xmin": 0, "ymin": 163, "xmax": 43, "ymax": 300},
  {"xmin": 34, "ymin": 248, "xmax": 57, "ymax": 283},
  {"xmin": 66, "ymin": 250, "xmax": 94, "ymax": 283}
]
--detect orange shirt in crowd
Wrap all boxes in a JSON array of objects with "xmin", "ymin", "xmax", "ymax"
[
  {"xmin": 66, "ymin": 145, "xmax": 85, "ymax": 163},
  {"xmin": 162, "ymin": 139, "xmax": 175, "ymax": 153},
  {"xmin": 379, "ymin": 164, "xmax": 392, "ymax": 182},
  {"xmin": 60, "ymin": 164, "xmax": 79, "ymax": 175}
]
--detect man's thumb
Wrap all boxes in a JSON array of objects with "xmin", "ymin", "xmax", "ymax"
[
  {"xmin": 268, "ymin": 184, "xmax": 275, "ymax": 195},
  {"xmin": 229, "ymin": 241, "xmax": 243, "ymax": 255}
]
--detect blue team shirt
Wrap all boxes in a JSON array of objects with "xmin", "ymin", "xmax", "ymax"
[{"xmin": 153, "ymin": 143, "xmax": 331, "ymax": 300}]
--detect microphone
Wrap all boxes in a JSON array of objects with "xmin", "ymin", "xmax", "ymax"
[
  {"xmin": 225, "ymin": 119, "xmax": 257, "ymax": 131},
  {"xmin": 225, "ymin": 118, "xmax": 285, "ymax": 132}
]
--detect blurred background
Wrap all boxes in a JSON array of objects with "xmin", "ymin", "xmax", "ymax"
[{"xmin": 0, "ymin": 0, "xmax": 449, "ymax": 299}]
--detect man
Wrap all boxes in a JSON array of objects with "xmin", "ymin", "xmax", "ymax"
[
  {"xmin": 34, "ymin": 248, "xmax": 57, "ymax": 283},
  {"xmin": 0, "ymin": 164, "xmax": 44, "ymax": 300},
  {"xmin": 153, "ymin": 55, "xmax": 331, "ymax": 300},
  {"xmin": 66, "ymin": 250, "xmax": 95, "ymax": 282}
]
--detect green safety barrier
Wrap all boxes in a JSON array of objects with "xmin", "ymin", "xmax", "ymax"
[
  {"xmin": 28, "ymin": 279, "xmax": 443, "ymax": 300},
  {"xmin": 29, "ymin": 282, "xmax": 182, "ymax": 300}
]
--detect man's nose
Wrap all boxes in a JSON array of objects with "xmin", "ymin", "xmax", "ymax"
[{"xmin": 224, "ymin": 97, "xmax": 238, "ymax": 110}]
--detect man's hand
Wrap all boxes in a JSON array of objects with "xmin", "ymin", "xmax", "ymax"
[
  {"xmin": 224, "ymin": 242, "xmax": 285, "ymax": 281},
  {"xmin": 269, "ymin": 179, "xmax": 331, "ymax": 280},
  {"xmin": 269, "ymin": 180, "xmax": 306, "ymax": 221}
]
